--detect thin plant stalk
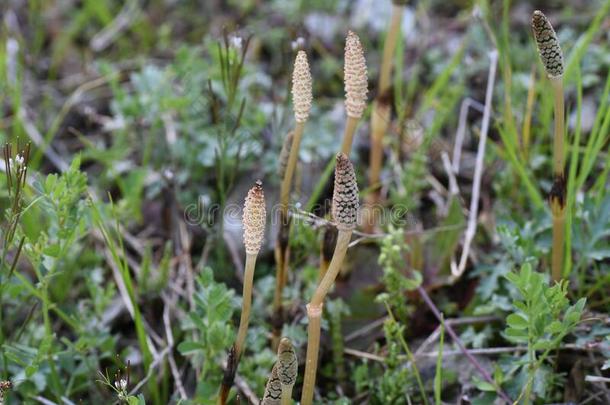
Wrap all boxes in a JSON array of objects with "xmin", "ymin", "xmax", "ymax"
[
  {"xmin": 281, "ymin": 387, "xmax": 292, "ymax": 405},
  {"xmin": 379, "ymin": 4, "xmax": 403, "ymax": 92},
  {"xmin": 274, "ymin": 124, "xmax": 304, "ymax": 285},
  {"xmin": 340, "ymin": 116, "xmax": 360, "ymax": 155},
  {"xmin": 521, "ymin": 66, "xmax": 536, "ymax": 159},
  {"xmin": 367, "ymin": 2, "xmax": 403, "ymax": 231},
  {"xmin": 549, "ymin": 57, "xmax": 566, "ymax": 284},
  {"xmin": 301, "ymin": 230, "xmax": 352, "ymax": 405},
  {"xmin": 219, "ymin": 253, "xmax": 258, "ymax": 404},
  {"xmin": 551, "ymin": 75, "xmax": 565, "ymax": 176},
  {"xmin": 279, "ymin": 122, "xmax": 305, "ymax": 215},
  {"xmin": 272, "ymin": 122, "xmax": 304, "ymax": 349},
  {"xmin": 234, "ymin": 253, "xmax": 258, "ymax": 357}
]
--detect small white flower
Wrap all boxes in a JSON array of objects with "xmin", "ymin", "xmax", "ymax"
[
  {"xmin": 15, "ymin": 154, "xmax": 24, "ymax": 166},
  {"xmin": 229, "ymin": 35, "xmax": 243, "ymax": 51},
  {"xmin": 114, "ymin": 378, "xmax": 127, "ymax": 391}
]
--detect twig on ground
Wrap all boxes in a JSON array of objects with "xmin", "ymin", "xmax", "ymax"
[
  {"xmin": 452, "ymin": 97, "xmax": 486, "ymax": 174},
  {"xmin": 453, "ymin": 50, "xmax": 498, "ymax": 278},
  {"xmin": 414, "ymin": 315, "xmax": 501, "ymax": 358},
  {"xmin": 163, "ymin": 304, "xmax": 187, "ymax": 400}
]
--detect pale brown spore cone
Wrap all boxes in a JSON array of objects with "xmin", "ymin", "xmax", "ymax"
[
  {"xmin": 332, "ymin": 153, "xmax": 359, "ymax": 231},
  {"xmin": 243, "ymin": 180, "xmax": 266, "ymax": 255},
  {"xmin": 531, "ymin": 10, "xmax": 564, "ymax": 78},
  {"xmin": 277, "ymin": 337, "xmax": 298, "ymax": 388},
  {"xmin": 261, "ymin": 363, "xmax": 282, "ymax": 405},
  {"xmin": 292, "ymin": 50, "xmax": 313, "ymax": 123},
  {"xmin": 344, "ymin": 31, "xmax": 368, "ymax": 118}
]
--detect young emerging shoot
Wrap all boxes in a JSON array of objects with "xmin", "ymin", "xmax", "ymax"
[
  {"xmin": 341, "ymin": 31, "xmax": 368, "ymax": 154},
  {"xmin": 261, "ymin": 363, "xmax": 282, "ymax": 405},
  {"xmin": 301, "ymin": 153, "xmax": 359, "ymax": 405},
  {"xmin": 532, "ymin": 10, "xmax": 566, "ymax": 282},
  {"xmin": 218, "ymin": 181, "xmax": 266, "ymax": 404},
  {"xmin": 274, "ymin": 51, "xmax": 313, "ymax": 348},
  {"xmin": 277, "ymin": 337, "xmax": 297, "ymax": 405}
]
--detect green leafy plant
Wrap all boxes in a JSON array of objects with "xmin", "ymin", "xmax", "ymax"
[
  {"xmin": 178, "ymin": 268, "xmax": 237, "ymax": 403},
  {"xmin": 504, "ymin": 263, "xmax": 586, "ymax": 403}
]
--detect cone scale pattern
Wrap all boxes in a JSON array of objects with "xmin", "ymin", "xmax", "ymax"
[
  {"xmin": 532, "ymin": 10, "xmax": 564, "ymax": 78},
  {"xmin": 261, "ymin": 363, "xmax": 282, "ymax": 405},
  {"xmin": 344, "ymin": 31, "xmax": 368, "ymax": 118},
  {"xmin": 243, "ymin": 181, "xmax": 266, "ymax": 255},
  {"xmin": 332, "ymin": 153, "xmax": 359, "ymax": 231},
  {"xmin": 292, "ymin": 51, "xmax": 313, "ymax": 123},
  {"xmin": 277, "ymin": 338, "xmax": 298, "ymax": 388}
]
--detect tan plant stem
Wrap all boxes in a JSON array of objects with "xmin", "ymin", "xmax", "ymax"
[
  {"xmin": 281, "ymin": 386, "xmax": 293, "ymax": 405},
  {"xmin": 379, "ymin": 4, "xmax": 402, "ymax": 92},
  {"xmin": 235, "ymin": 252, "xmax": 258, "ymax": 356},
  {"xmin": 218, "ymin": 252, "xmax": 258, "ymax": 404},
  {"xmin": 550, "ymin": 76, "xmax": 565, "ymax": 283},
  {"xmin": 365, "ymin": 4, "xmax": 402, "ymax": 232},
  {"xmin": 521, "ymin": 66, "xmax": 536, "ymax": 159},
  {"xmin": 301, "ymin": 304, "xmax": 322, "ymax": 405},
  {"xmin": 280, "ymin": 122, "xmax": 305, "ymax": 214},
  {"xmin": 272, "ymin": 122, "xmax": 305, "ymax": 348},
  {"xmin": 340, "ymin": 116, "xmax": 360, "ymax": 155},
  {"xmin": 301, "ymin": 230, "xmax": 352, "ymax": 405},
  {"xmin": 551, "ymin": 78, "xmax": 565, "ymax": 176}
]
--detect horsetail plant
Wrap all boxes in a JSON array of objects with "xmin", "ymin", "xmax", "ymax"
[
  {"xmin": 277, "ymin": 337, "xmax": 298, "ymax": 405},
  {"xmin": 319, "ymin": 31, "xmax": 367, "ymax": 282},
  {"xmin": 341, "ymin": 31, "xmax": 369, "ymax": 154},
  {"xmin": 532, "ymin": 10, "xmax": 566, "ymax": 282},
  {"xmin": 218, "ymin": 181, "xmax": 266, "ymax": 404},
  {"xmin": 273, "ymin": 50, "xmax": 312, "ymax": 348},
  {"xmin": 366, "ymin": 0, "xmax": 404, "ymax": 232},
  {"xmin": 301, "ymin": 153, "xmax": 359, "ymax": 405}
]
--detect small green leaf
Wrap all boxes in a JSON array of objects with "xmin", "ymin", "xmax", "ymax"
[
  {"xmin": 545, "ymin": 320, "xmax": 563, "ymax": 334},
  {"xmin": 532, "ymin": 340, "xmax": 552, "ymax": 350},
  {"xmin": 506, "ymin": 314, "xmax": 528, "ymax": 329},
  {"xmin": 177, "ymin": 341, "xmax": 204, "ymax": 354}
]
